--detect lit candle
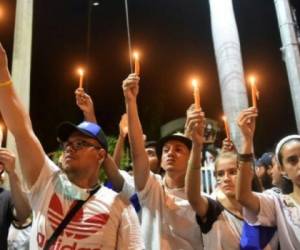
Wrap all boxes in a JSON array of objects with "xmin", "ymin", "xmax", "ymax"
[
  {"xmin": 133, "ymin": 52, "xmax": 140, "ymax": 76},
  {"xmin": 249, "ymin": 76, "xmax": 258, "ymax": 108},
  {"xmin": 192, "ymin": 79, "xmax": 200, "ymax": 110},
  {"xmin": 0, "ymin": 125, "xmax": 2, "ymax": 146},
  {"xmin": 77, "ymin": 68, "xmax": 84, "ymax": 88},
  {"xmin": 222, "ymin": 116, "xmax": 230, "ymax": 139}
]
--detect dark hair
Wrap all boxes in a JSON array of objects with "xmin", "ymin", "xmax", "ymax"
[
  {"xmin": 277, "ymin": 138, "xmax": 300, "ymax": 165},
  {"xmin": 280, "ymin": 176, "xmax": 293, "ymax": 194}
]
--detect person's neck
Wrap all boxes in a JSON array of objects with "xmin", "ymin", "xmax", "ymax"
[
  {"xmin": 164, "ymin": 172, "xmax": 185, "ymax": 189},
  {"xmin": 218, "ymin": 192, "xmax": 243, "ymax": 218},
  {"xmin": 291, "ymin": 184, "xmax": 300, "ymax": 205},
  {"xmin": 67, "ymin": 173, "xmax": 98, "ymax": 189}
]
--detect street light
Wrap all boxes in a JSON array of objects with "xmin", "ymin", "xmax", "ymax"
[{"xmin": 85, "ymin": 0, "xmax": 100, "ymax": 91}]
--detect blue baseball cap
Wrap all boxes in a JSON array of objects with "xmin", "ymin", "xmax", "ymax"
[{"xmin": 57, "ymin": 121, "xmax": 108, "ymax": 150}]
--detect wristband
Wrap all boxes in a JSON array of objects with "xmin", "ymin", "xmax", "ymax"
[{"xmin": 238, "ymin": 153, "xmax": 254, "ymax": 162}]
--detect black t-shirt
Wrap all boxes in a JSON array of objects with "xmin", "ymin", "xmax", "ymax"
[
  {"xmin": 196, "ymin": 196, "xmax": 224, "ymax": 234},
  {"xmin": 0, "ymin": 188, "xmax": 14, "ymax": 250}
]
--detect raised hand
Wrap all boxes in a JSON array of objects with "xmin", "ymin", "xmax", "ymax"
[
  {"xmin": 237, "ymin": 107, "xmax": 258, "ymax": 141},
  {"xmin": 0, "ymin": 43, "xmax": 11, "ymax": 82},
  {"xmin": 0, "ymin": 148, "xmax": 16, "ymax": 176},
  {"xmin": 122, "ymin": 73, "xmax": 140, "ymax": 102},
  {"xmin": 119, "ymin": 113, "xmax": 128, "ymax": 138},
  {"xmin": 75, "ymin": 88, "xmax": 97, "ymax": 123},
  {"xmin": 221, "ymin": 138, "xmax": 236, "ymax": 153},
  {"xmin": 185, "ymin": 108, "xmax": 205, "ymax": 147},
  {"xmin": 75, "ymin": 88, "xmax": 94, "ymax": 114}
]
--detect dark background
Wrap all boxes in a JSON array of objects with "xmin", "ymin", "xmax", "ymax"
[{"xmin": 1, "ymin": 0, "xmax": 300, "ymax": 156}]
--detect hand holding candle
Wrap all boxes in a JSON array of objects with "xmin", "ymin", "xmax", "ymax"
[
  {"xmin": 77, "ymin": 68, "xmax": 85, "ymax": 89},
  {"xmin": 249, "ymin": 76, "xmax": 259, "ymax": 108},
  {"xmin": 192, "ymin": 79, "xmax": 200, "ymax": 110},
  {"xmin": 133, "ymin": 52, "xmax": 140, "ymax": 76}
]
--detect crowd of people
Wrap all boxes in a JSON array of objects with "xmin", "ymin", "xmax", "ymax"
[{"xmin": 0, "ymin": 41, "xmax": 300, "ymax": 250}]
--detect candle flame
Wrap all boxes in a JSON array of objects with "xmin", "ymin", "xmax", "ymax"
[
  {"xmin": 77, "ymin": 68, "xmax": 84, "ymax": 76},
  {"xmin": 133, "ymin": 52, "xmax": 139, "ymax": 60},
  {"xmin": 249, "ymin": 76, "xmax": 256, "ymax": 86},
  {"xmin": 222, "ymin": 116, "xmax": 227, "ymax": 121},
  {"xmin": 192, "ymin": 79, "xmax": 198, "ymax": 88}
]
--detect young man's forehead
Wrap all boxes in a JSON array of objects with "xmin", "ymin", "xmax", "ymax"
[{"xmin": 163, "ymin": 140, "xmax": 188, "ymax": 149}]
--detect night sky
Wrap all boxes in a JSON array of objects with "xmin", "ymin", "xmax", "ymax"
[{"xmin": 1, "ymin": 0, "xmax": 300, "ymax": 156}]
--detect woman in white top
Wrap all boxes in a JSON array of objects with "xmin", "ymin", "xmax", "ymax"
[
  {"xmin": 236, "ymin": 107, "xmax": 300, "ymax": 250},
  {"xmin": 185, "ymin": 107, "xmax": 278, "ymax": 250}
]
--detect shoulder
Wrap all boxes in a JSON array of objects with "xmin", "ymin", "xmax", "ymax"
[{"xmin": 196, "ymin": 196, "xmax": 224, "ymax": 234}]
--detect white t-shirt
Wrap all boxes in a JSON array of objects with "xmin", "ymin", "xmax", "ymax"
[
  {"xmin": 28, "ymin": 156, "xmax": 144, "ymax": 250},
  {"xmin": 119, "ymin": 170, "xmax": 136, "ymax": 200},
  {"xmin": 7, "ymin": 223, "xmax": 31, "ymax": 250},
  {"xmin": 197, "ymin": 197, "xmax": 278, "ymax": 250},
  {"xmin": 137, "ymin": 173, "xmax": 203, "ymax": 250},
  {"xmin": 244, "ymin": 192, "xmax": 300, "ymax": 250}
]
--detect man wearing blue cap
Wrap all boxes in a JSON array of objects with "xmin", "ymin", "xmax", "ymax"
[{"xmin": 0, "ymin": 44, "xmax": 143, "ymax": 249}]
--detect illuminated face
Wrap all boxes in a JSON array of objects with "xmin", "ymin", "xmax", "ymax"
[
  {"xmin": 145, "ymin": 147, "xmax": 160, "ymax": 173},
  {"xmin": 215, "ymin": 157, "xmax": 238, "ymax": 197},
  {"xmin": 161, "ymin": 140, "xmax": 190, "ymax": 173},
  {"xmin": 280, "ymin": 140, "xmax": 300, "ymax": 187},
  {"xmin": 61, "ymin": 132, "xmax": 105, "ymax": 177}
]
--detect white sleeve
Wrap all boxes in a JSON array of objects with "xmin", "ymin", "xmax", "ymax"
[
  {"xmin": 117, "ymin": 204, "xmax": 145, "ymax": 250},
  {"xmin": 27, "ymin": 156, "xmax": 59, "ymax": 206},
  {"xmin": 119, "ymin": 170, "xmax": 136, "ymax": 199},
  {"xmin": 243, "ymin": 192, "xmax": 277, "ymax": 227},
  {"xmin": 137, "ymin": 173, "xmax": 162, "ymax": 204}
]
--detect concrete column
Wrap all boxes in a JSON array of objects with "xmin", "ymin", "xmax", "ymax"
[
  {"xmin": 274, "ymin": 0, "xmax": 300, "ymax": 132},
  {"xmin": 6, "ymin": 0, "xmax": 33, "ymax": 184},
  {"xmin": 209, "ymin": 0, "xmax": 249, "ymax": 151}
]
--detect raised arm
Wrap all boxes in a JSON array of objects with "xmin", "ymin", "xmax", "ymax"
[
  {"xmin": 74, "ymin": 87, "xmax": 125, "ymax": 191},
  {"xmin": 236, "ymin": 107, "xmax": 260, "ymax": 214},
  {"xmin": 75, "ymin": 87, "xmax": 97, "ymax": 123},
  {"xmin": 185, "ymin": 108, "xmax": 209, "ymax": 218},
  {"xmin": 0, "ymin": 148, "xmax": 31, "ymax": 223},
  {"xmin": 122, "ymin": 73, "xmax": 149, "ymax": 191},
  {"xmin": 0, "ymin": 44, "xmax": 45, "ymax": 188},
  {"xmin": 112, "ymin": 114, "xmax": 128, "ymax": 167}
]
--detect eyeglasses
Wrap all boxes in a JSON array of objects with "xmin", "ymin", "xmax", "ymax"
[{"xmin": 61, "ymin": 140, "xmax": 101, "ymax": 151}]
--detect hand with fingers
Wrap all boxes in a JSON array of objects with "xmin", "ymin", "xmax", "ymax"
[
  {"xmin": 75, "ymin": 88, "xmax": 94, "ymax": 114},
  {"xmin": 0, "ymin": 148, "xmax": 16, "ymax": 176},
  {"xmin": 185, "ymin": 108, "xmax": 206, "ymax": 147},
  {"xmin": 119, "ymin": 113, "xmax": 128, "ymax": 138},
  {"xmin": 237, "ymin": 107, "xmax": 258, "ymax": 141},
  {"xmin": 184, "ymin": 104, "xmax": 195, "ymax": 138},
  {"xmin": 221, "ymin": 138, "xmax": 236, "ymax": 153},
  {"xmin": 122, "ymin": 73, "xmax": 140, "ymax": 102},
  {"xmin": 75, "ymin": 87, "xmax": 97, "ymax": 123},
  {"xmin": 0, "ymin": 43, "xmax": 11, "ymax": 82}
]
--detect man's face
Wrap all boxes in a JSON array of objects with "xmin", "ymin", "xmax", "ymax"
[
  {"xmin": 161, "ymin": 140, "xmax": 190, "ymax": 173},
  {"xmin": 145, "ymin": 146, "xmax": 160, "ymax": 173},
  {"xmin": 61, "ymin": 132, "xmax": 105, "ymax": 176}
]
